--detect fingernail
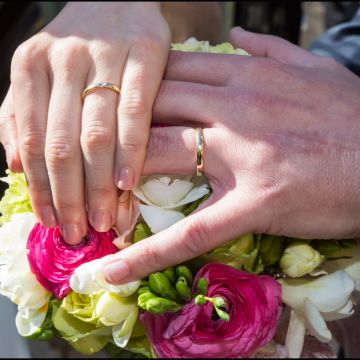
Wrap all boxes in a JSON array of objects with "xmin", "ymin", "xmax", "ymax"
[
  {"xmin": 104, "ymin": 260, "xmax": 130, "ymax": 284},
  {"xmin": 117, "ymin": 166, "xmax": 134, "ymax": 190},
  {"xmin": 40, "ymin": 206, "xmax": 57, "ymax": 228},
  {"xmin": 91, "ymin": 209, "xmax": 112, "ymax": 232},
  {"xmin": 61, "ymin": 223, "xmax": 82, "ymax": 245}
]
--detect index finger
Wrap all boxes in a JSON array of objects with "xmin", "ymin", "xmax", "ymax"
[{"xmin": 103, "ymin": 196, "xmax": 248, "ymax": 284}]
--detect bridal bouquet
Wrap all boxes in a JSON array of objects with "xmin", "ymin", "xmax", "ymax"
[{"xmin": 1, "ymin": 40, "xmax": 360, "ymax": 359}]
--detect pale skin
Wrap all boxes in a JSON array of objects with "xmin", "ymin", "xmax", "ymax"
[
  {"xmin": 100, "ymin": 28, "xmax": 360, "ymax": 284},
  {"xmin": 0, "ymin": 2, "xmax": 222, "ymax": 245}
]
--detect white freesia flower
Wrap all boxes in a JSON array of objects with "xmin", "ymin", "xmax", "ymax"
[
  {"xmin": 70, "ymin": 255, "xmax": 140, "ymax": 296},
  {"xmin": 279, "ymin": 270, "xmax": 356, "ymax": 358},
  {"xmin": 322, "ymin": 240, "xmax": 360, "ymax": 290},
  {"xmin": 94, "ymin": 291, "xmax": 139, "ymax": 348},
  {"xmin": 132, "ymin": 175, "xmax": 210, "ymax": 233},
  {"xmin": 0, "ymin": 212, "xmax": 51, "ymax": 336}
]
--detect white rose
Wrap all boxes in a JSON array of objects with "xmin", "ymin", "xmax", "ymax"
[{"xmin": 132, "ymin": 175, "xmax": 210, "ymax": 233}]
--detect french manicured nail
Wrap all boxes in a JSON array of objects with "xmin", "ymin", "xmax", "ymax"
[
  {"xmin": 104, "ymin": 260, "xmax": 130, "ymax": 284},
  {"xmin": 117, "ymin": 166, "xmax": 134, "ymax": 190},
  {"xmin": 91, "ymin": 208, "xmax": 112, "ymax": 232},
  {"xmin": 40, "ymin": 206, "xmax": 57, "ymax": 228},
  {"xmin": 61, "ymin": 223, "xmax": 82, "ymax": 245}
]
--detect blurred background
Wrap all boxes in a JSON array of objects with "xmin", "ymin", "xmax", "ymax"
[{"xmin": 0, "ymin": 1, "xmax": 359, "ymax": 358}]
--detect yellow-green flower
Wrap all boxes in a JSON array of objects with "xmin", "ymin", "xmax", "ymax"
[
  {"xmin": 0, "ymin": 170, "xmax": 31, "ymax": 224},
  {"xmin": 195, "ymin": 233, "xmax": 263, "ymax": 273},
  {"xmin": 280, "ymin": 242, "xmax": 324, "ymax": 278},
  {"xmin": 53, "ymin": 291, "xmax": 139, "ymax": 355}
]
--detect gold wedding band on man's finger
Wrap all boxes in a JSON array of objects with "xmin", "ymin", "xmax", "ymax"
[{"xmin": 81, "ymin": 82, "xmax": 120, "ymax": 102}]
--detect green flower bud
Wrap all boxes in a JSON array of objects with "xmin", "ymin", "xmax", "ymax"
[
  {"xmin": 138, "ymin": 292, "xmax": 158, "ymax": 309},
  {"xmin": 259, "ymin": 235, "xmax": 285, "ymax": 266},
  {"xmin": 312, "ymin": 239, "xmax": 357, "ymax": 258},
  {"xmin": 195, "ymin": 294, "xmax": 206, "ymax": 305},
  {"xmin": 214, "ymin": 307, "xmax": 230, "ymax": 322},
  {"xmin": 163, "ymin": 267, "xmax": 176, "ymax": 283},
  {"xmin": 199, "ymin": 233, "xmax": 263, "ymax": 273},
  {"xmin": 138, "ymin": 286, "xmax": 151, "ymax": 295},
  {"xmin": 175, "ymin": 265, "xmax": 193, "ymax": 285},
  {"xmin": 195, "ymin": 295, "xmax": 230, "ymax": 321},
  {"xmin": 142, "ymin": 297, "xmax": 182, "ymax": 315},
  {"xmin": 175, "ymin": 276, "xmax": 191, "ymax": 302},
  {"xmin": 212, "ymin": 297, "xmax": 226, "ymax": 308},
  {"xmin": 280, "ymin": 242, "xmax": 324, "ymax": 278},
  {"xmin": 149, "ymin": 272, "xmax": 178, "ymax": 301},
  {"xmin": 196, "ymin": 277, "xmax": 208, "ymax": 295}
]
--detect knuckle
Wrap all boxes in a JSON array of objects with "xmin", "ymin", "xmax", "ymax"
[
  {"xmin": 138, "ymin": 242, "xmax": 163, "ymax": 269},
  {"xmin": 81, "ymin": 126, "xmax": 113, "ymax": 153},
  {"xmin": 27, "ymin": 181, "xmax": 51, "ymax": 197},
  {"xmin": 11, "ymin": 37, "xmax": 47, "ymax": 75},
  {"xmin": 180, "ymin": 220, "xmax": 210, "ymax": 256},
  {"xmin": 51, "ymin": 38, "xmax": 88, "ymax": 76},
  {"xmin": 119, "ymin": 136, "xmax": 147, "ymax": 153},
  {"xmin": 146, "ymin": 130, "xmax": 171, "ymax": 158},
  {"xmin": 119, "ymin": 91, "xmax": 149, "ymax": 119},
  {"xmin": 45, "ymin": 138, "xmax": 75, "ymax": 167},
  {"xmin": 20, "ymin": 131, "xmax": 45, "ymax": 158},
  {"xmin": 133, "ymin": 33, "xmax": 166, "ymax": 53},
  {"xmin": 54, "ymin": 202, "xmax": 83, "ymax": 219},
  {"xmin": 87, "ymin": 187, "xmax": 115, "ymax": 201}
]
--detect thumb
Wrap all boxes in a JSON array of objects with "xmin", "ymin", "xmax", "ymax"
[
  {"xmin": 229, "ymin": 27, "xmax": 322, "ymax": 68},
  {"xmin": 0, "ymin": 87, "xmax": 22, "ymax": 172},
  {"xmin": 102, "ymin": 195, "xmax": 253, "ymax": 284}
]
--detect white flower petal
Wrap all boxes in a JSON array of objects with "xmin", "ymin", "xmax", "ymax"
[
  {"xmin": 323, "ymin": 241, "xmax": 360, "ymax": 290},
  {"xmin": 167, "ymin": 183, "xmax": 210, "ymax": 208},
  {"xmin": 139, "ymin": 205, "xmax": 185, "ymax": 233},
  {"xmin": 304, "ymin": 298, "xmax": 332, "ymax": 342},
  {"xmin": 96, "ymin": 292, "xmax": 136, "ymax": 327},
  {"xmin": 70, "ymin": 256, "xmax": 140, "ymax": 296},
  {"xmin": 285, "ymin": 310, "xmax": 306, "ymax": 358},
  {"xmin": 279, "ymin": 270, "xmax": 355, "ymax": 313},
  {"xmin": 0, "ymin": 212, "xmax": 36, "ymax": 264},
  {"xmin": 15, "ymin": 305, "xmax": 47, "ymax": 337},
  {"xmin": 322, "ymin": 299, "xmax": 354, "ymax": 321},
  {"xmin": 140, "ymin": 177, "xmax": 194, "ymax": 207},
  {"xmin": 0, "ymin": 252, "xmax": 50, "ymax": 309},
  {"xmin": 112, "ymin": 307, "xmax": 138, "ymax": 348}
]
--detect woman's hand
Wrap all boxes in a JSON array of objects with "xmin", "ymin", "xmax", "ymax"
[
  {"xmin": 103, "ymin": 28, "xmax": 360, "ymax": 284},
  {"xmin": 3, "ymin": 2, "xmax": 171, "ymax": 244}
]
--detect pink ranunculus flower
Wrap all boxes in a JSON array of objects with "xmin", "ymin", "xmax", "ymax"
[
  {"xmin": 141, "ymin": 263, "xmax": 282, "ymax": 358},
  {"xmin": 27, "ymin": 223, "xmax": 118, "ymax": 299}
]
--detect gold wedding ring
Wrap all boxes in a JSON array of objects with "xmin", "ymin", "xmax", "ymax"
[
  {"xmin": 195, "ymin": 128, "xmax": 204, "ymax": 176},
  {"xmin": 81, "ymin": 82, "xmax": 120, "ymax": 102}
]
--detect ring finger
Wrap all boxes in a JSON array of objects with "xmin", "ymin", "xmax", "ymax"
[{"xmin": 81, "ymin": 55, "xmax": 126, "ymax": 233}]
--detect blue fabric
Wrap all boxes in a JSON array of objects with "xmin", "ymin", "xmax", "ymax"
[{"xmin": 310, "ymin": 8, "xmax": 360, "ymax": 76}]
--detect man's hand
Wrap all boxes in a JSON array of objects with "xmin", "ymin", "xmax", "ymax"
[{"xmin": 103, "ymin": 28, "xmax": 360, "ymax": 284}]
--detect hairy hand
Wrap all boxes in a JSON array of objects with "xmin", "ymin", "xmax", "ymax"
[{"xmin": 103, "ymin": 28, "xmax": 360, "ymax": 284}]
